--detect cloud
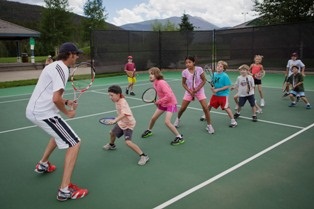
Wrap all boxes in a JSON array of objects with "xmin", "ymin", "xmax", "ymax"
[{"xmin": 111, "ymin": 0, "xmax": 257, "ymax": 27}]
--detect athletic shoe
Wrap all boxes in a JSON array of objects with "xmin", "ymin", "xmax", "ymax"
[
  {"xmin": 256, "ymin": 108, "xmax": 263, "ymax": 114},
  {"xmin": 141, "ymin": 130, "xmax": 152, "ymax": 138},
  {"xmin": 289, "ymin": 102, "xmax": 296, "ymax": 107},
  {"xmin": 174, "ymin": 118, "xmax": 180, "ymax": 128},
  {"xmin": 252, "ymin": 116, "xmax": 258, "ymax": 122},
  {"xmin": 57, "ymin": 183, "xmax": 88, "ymax": 201},
  {"xmin": 34, "ymin": 161, "xmax": 56, "ymax": 173},
  {"xmin": 260, "ymin": 99, "xmax": 265, "ymax": 107},
  {"xmin": 206, "ymin": 124, "xmax": 215, "ymax": 134},
  {"xmin": 130, "ymin": 92, "xmax": 135, "ymax": 96},
  {"xmin": 234, "ymin": 113, "xmax": 240, "ymax": 119},
  {"xmin": 103, "ymin": 143, "xmax": 116, "ymax": 150},
  {"xmin": 282, "ymin": 92, "xmax": 289, "ymax": 97},
  {"xmin": 306, "ymin": 104, "xmax": 312, "ymax": 109},
  {"xmin": 229, "ymin": 121, "xmax": 237, "ymax": 128},
  {"xmin": 170, "ymin": 136, "xmax": 184, "ymax": 145},
  {"xmin": 125, "ymin": 88, "xmax": 129, "ymax": 95},
  {"xmin": 138, "ymin": 155, "xmax": 149, "ymax": 165},
  {"xmin": 200, "ymin": 115, "xmax": 205, "ymax": 121}
]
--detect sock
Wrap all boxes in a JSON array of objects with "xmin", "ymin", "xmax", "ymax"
[
  {"xmin": 176, "ymin": 134, "xmax": 182, "ymax": 138},
  {"xmin": 109, "ymin": 143, "xmax": 115, "ymax": 146},
  {"xmin": 60, "ymin": 186, "xmax": 69, "ymax": 192},
  {"xmin": 140, "ymin": 153, "xmax": 146, "ymax": 156},
  {"xmin": 40, "ymin": 161, "xmax": 48, "ymax": 166}
]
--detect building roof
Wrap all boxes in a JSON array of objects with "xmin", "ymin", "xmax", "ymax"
[{"xmin": 0, "ymin": 19, "xmax": 40, "ymax": 40}]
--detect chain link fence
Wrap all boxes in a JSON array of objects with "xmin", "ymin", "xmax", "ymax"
[{"xmin": 91, "ymin": 21, "xmax": 314, "ymax": 73}]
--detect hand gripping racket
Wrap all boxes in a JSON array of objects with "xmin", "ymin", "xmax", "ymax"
[
  {"xmin": 204, "ymin": 64, "xmax": 214, "ymax": 87},
  {"xmin": 142, "ymin": 87, "xmax": 157, "ymax": 103},
  {"xmin": 71, "ymin": 62, "xmax": 96, "ymax": 102},
  {"xmin": 255, "ymin": 70, "xmax": 265, "ymax": 80}
]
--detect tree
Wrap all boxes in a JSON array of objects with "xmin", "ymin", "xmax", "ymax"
[
  {"xmin": 151, "ymin": 20, "xmax": 178, "ymax": 31},
  {"xmin": 40, "ymin": 0, "xmax": 73, "ymax": 56},
  {"xmin": 179, "ymin": 13, "xmax": 195, "ymax": 31},
  {"xmin": 83, "ymin": 0, "xmax": 107, "ymax": 42},
  {"xmin": 253, "ymin": 0, "xmax": 314, "ymax": 25}
]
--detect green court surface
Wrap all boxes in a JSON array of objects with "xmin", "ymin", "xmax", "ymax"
[{"xmin": 0, "ymin": 71, "xmax": 313, "ymax": 209}]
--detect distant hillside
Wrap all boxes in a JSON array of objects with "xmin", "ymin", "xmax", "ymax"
[
  {"xmin": 121, "ymin": 15, "xmax": 219, "ymax": 31},
  {"xmin": 0, "ymin": 0, "xmax": 122, "ymax": 31}
]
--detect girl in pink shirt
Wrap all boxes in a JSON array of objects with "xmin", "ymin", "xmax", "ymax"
[
  {"xmin": 174, "ymin": 56, "xmax": 214, "ymax": 134},
  {"xmin": 141, "ymin": 67, "xmax": 184, "ymax": 146}
]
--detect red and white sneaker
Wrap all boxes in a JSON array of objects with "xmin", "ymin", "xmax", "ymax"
[
  {"xmin": 34, "ymin": 161, "xmax": 56, "ymax": 173},
  {"xmin": 57, "ymin": 183, "xmax": 88, "ymax": 201}
]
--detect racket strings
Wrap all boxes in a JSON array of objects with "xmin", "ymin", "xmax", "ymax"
[
  {"xmin": 142, "ymin": 88, "xmax": 157, "ymax": 103},
  {"xmin": 71, "ymin": 63, "xmax": 95, "ymax": 92}
]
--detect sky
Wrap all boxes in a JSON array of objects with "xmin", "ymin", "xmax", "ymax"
[{"xmin": 8, "ymin": 0, "xmax": 259, "ymax": 27}]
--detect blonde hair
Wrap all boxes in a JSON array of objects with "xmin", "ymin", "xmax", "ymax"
[
  {"xmin": 254, "ymin": 55, "xmax": 263, "ymax": 62},
  {"xmin": 148, "ymin": 67, "xmax": 164, "ymax": 80},
  {"xmin": 238, "ymin": 64, "xmax": 250, "ymax": 71},
  {"xmin": 217, "ymin": 60, "xmax": 228, "ymax": 71}
]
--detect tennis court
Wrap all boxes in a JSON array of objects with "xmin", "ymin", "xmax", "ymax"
[{"xmin": 0, "ymin": 71, "xmax": 313, "ymax": 209}]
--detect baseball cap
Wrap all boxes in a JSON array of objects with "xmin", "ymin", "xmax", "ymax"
[
  {"xmin": 291, "ymin": 52, "xmax": 298, "ymax": 57},
  {"xmin": 59, "ymin": 42, "xmax": 83, "ymax": 54},
  {"xmin": 128, "ymin": 56, "xmax": 133, "ymax": 59}
]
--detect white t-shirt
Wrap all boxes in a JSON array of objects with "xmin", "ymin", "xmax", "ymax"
[
  {"xmin": 26, "ymin": 60, "xmax": 69, "ymax": 120},
  {"xmin": 286, "ymin": 59, "xmax": 305, "ymax": 77},
  {"xmin": 234, "ymin": 75, "xmax": 255, "ymax": 97}
]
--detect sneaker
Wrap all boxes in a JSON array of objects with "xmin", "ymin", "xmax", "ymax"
[
  {"xmin": 130, "ymin": 92, "xmax": 135, "ymax": 96},
  {"xmin": 282, "ymin": 92, "xmax": 289, "ymax": 97},
  {"xmin": 252, "ymin": 115, "xmax": 258, "ymax": 122},
  {"xmin": 57, "ymin": 183, "xmax": 88, "ymax": 201},
  {"xmin": 103, "ymin": 143, "xmax": 116, "ymax": 150},
  {"xmin": 260, "ymin": 99, "xmax": 265, "ymax": 107},
  {"xmin": 306, "ymin": 104, "xmax": 311, "ymax": 109},
  {"xmin": 125, "ymin": 88, "xmax": 129, "ymax": 95},
  {"xmin": 138, "ymin": 155, "xmax": 149, "ymax": 165},
  {"xmin": 289, "ymin": 102, "xmax": 296, "ymax": 107},
  {"xmin": 234, "ymin": 113, "xmax": 240, "ymax": 119},
  {"xmin": 34, "ymin": 161, "xmax": 56, "ymax": 173},
  {"xmin": 229, "ymin": 121, "xmax": 237, "ymax": 128},
  {"xmin": 256, "ymin": 108, "xmax": 263, "ymax": 114},
  {"xmin": 206, "ymin": 124, "xmax": 215, "ymax": 134},
  {"xmin": 170, "ymin": 136, "xmax": 184, "ymax": 145},
  {"xmin": 200, "ymin": 115, "xmax": 205, "ymax": 121},
  {"xmin": 174, "ymin": 118, "xmax": 180, "ymax": 128},
  {"xmin": 141, "ymin": 130, "xmax": 152, "ymax": 138}
]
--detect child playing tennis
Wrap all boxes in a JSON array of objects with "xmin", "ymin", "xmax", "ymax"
[
  {"xmin": 201, "ymin": 60, "xmax": 237, "ymax": 128},
  {"xmin": 232, "ymin": 64, "xmax": 258, "ymax": 122},
  {"xmin": 124, "ymin": 55, "xmax": 136, "ymax": 96},
  {"xmin": 173, "ymin": 55, "xmax": 214, "ymax": 134},
  {"xmin": 287, "ymin": 66, "xmax": 311, "ymax": 109},
  {"xmin": 141, "ymin": 67, "xmax": 184, "ymax": 145},
  {"xmin": 103, "ymin": 85, "xmax": 149, "ymax": 165},
  {"xmin": 249, "ymin": 55, "xmax": 265, "ymax": 107}
]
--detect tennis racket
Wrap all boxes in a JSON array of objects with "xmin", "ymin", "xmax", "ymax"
[
  {"xmin": 254, "ymin": 70, "xmax": 265, "ymax": 80},
  {"xmin": 126, "ymin": 70, "xmax": 135, "ymax": 78},
  {"xmin": 282, "ymin": 75, "xmax": 288, "ymax": 92},
  {"xmin": 99, "ymin": 117, "xmax": 116, "ymax": 125},
  {"xmin": 204, "ymin": 64, "xmax": 214, "ymax": 87},
  {"xmin": 246, "ymin": 77, "xmax": 250, "ymax": 94},
  {"xmin": 192, "ymin": 71, "xmax": 196, "ymax": 101},
  {"xmin": 71, "ymin": 62, "xmax": 96, "ymax": 102},
  {"xmin": 142, "ymin": 87, "xmax": 157, "ymax": 103}
]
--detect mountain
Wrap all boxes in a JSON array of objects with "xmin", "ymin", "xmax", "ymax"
[
  {"xmin": 121, "ymin": 15, "xmax": 219, "ymax": 31},
  {"xmin": 0, "ymin": 0, "xmax": 122, "ymax": 31}
]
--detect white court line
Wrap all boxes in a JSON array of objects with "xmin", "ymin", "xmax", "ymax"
[
  {"xmin": 180, "ymin": 106, "xmax": 305, "ymax": 129},
  {"xmin": 0, "ymin": 103, "xmax": 153, "ymax": 134},
  {"xmin": 153, "ymin": 122, "xmax": 314, "ymax": 209}
]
